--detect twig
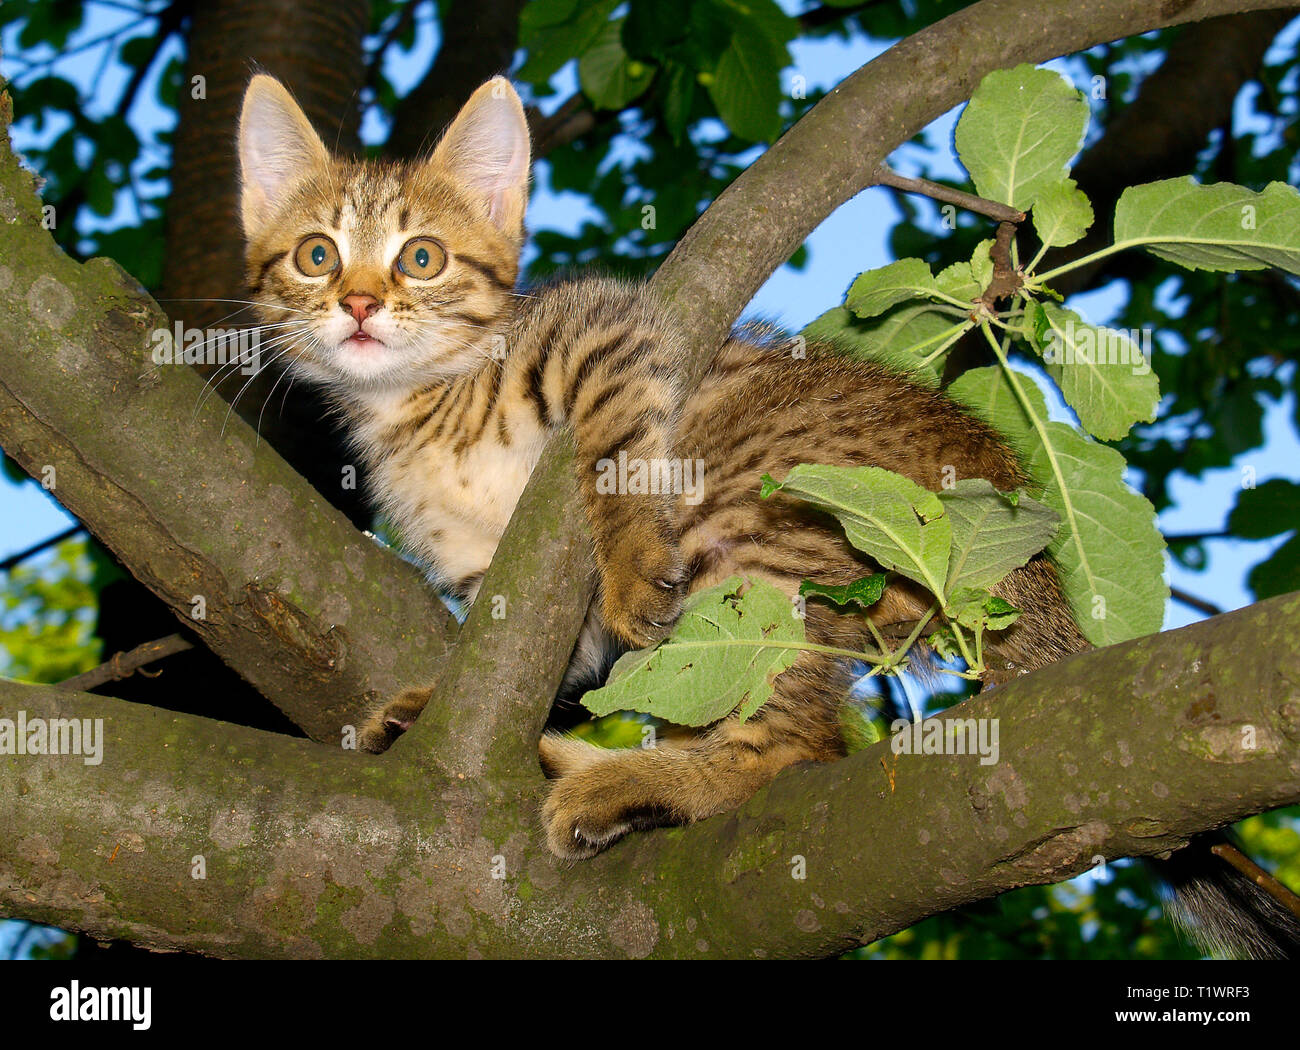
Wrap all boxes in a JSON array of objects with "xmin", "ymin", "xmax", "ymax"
[
  {"xmin": 1171, "ymin": 587, "xmax": 1224, "ymax": 618},
  {"xmin": 875, "ymin": 165, "xmax": 1026, "ymax": 224},
  {"xmin": 980, "ymin": 220, "xmax": 1023, "ymax": 310},
  {"xmin": 0, "ymin": 525, "xmax": 84, "ymax": 572},
  {"xmin": 1211, "ymin": 841, "xmax": 1300, "ymax": 923},
  {"xmin": 56, "ymin": 633, "xmax": 193, "ymax": 693}
]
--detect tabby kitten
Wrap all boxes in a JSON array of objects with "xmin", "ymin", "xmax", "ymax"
[
  {"xmin": 237, "ymin": 73, "xmax": 1088, "ymax": 860},
  {"xmin": 236, "ymin": 75, "xmax": 1300, "ymax": 959}
]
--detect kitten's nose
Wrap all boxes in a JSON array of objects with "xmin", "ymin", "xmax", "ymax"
[{"xmin": 340, "ymin": 294, "xmax": 381, "ymax": 324}]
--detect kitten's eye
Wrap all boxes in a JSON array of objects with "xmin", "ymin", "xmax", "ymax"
[
  {"xmin": 295, "ymin": 235, "xmax": 339, "ymax": 277},
  {"xmin": 396, "ymin": 238, "xmax": 447, "ymax": 280}
]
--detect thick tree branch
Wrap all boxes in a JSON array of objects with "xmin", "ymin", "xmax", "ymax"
[
  {"xmin": 0, "ymin": 91, "xmax": 453, "ymax": 742},
  {"xmin": 3, "ymin": 592, "xmax": 1297, "ymax": 958}
]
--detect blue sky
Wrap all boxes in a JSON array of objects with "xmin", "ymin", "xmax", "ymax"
[{"xmin": 1, "ymin": 3, "xmax": 1297, "ymax": 636}]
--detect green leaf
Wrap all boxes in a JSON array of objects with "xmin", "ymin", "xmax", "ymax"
[
  {"xmin": 936, "ymin": 260, "xmax": 982, "ymax": 305},
  {"xmin": 845, "ymin": 258, "xmax": 942, "ymax": 318},
  {"xmin": 955, "ymin": 65, "xmax": 1088, "ymax": 210},
  {"xmin": 1228, "ymin": 478, "xmax": 1300, "ymax": 539},
  {"xmin": 580, "ymin": 576, "xmax": 804, "ymax": 725},
  {"xmin": 947, "ymin": 587, "xmax": 1022, "ymax": 631},
  {"xmin": 706, "ymin": 30, "xmax": 783, "ymax": 141},
  {"xmin": 661, "ymin": 60, "xmax": 695, "ymax": 142},
  {"xmin": 518, "ymin": 0, "xmax": 620, "ymax": 84},
  {"xmin": 936, "ymin": 479, "xmax": 1058, "ymax": 597},
  {"xmin": 970, "ymin": 238, "xmax": 994, "ymax": 291},
  {"xmin": 1032, "ymin": 178, "xmax": 1094, "ymax": 249},
  {"xmin": 578, "ymin": 19, "xmax": 656, "ymax": 109},
  {"xmin": 949, "ymin": 368, "xmax": 1167, "ymax": 645},
  {"xmin": 840, "ymin": 702, "xmax": 885, "ymax": 754},
  {"xmin": 1038, "ymin": 302, "xmax": 1160, "ymax": 441},
  {"xmin": 946, "ymin": 365, "xmax": 1048, "ymax": 458},
  {"xmin": 764, "ymin": 464, "xmax": 951, "ymax": 597},
  {"xmin": 1111, "ymin": 178, "xmax": 1300, "ymax": 275},
  {"xmin": 799, "ymin": 574, "xmax": 889, "ymax": 610},
  {"xmin": 1246, "ymin": 535, "xmax": 1300, "ymax": 600},
  {"xmin": 1021, "ymin": 299, "xmax": 1050, "ymax": 352},
  {"xmin": 1024, "ymin": 422, "xmax": 1167, "ymax": 645},
  {"xmin": 802, "ymin": 304, "xmax": 961, "ymax": 388}
]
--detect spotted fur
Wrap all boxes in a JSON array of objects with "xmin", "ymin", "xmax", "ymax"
[{"xmin": 238, "ymin": 74, "xmax": 1087, "ymax": 861}]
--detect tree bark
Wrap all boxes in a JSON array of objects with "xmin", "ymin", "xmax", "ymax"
[{"xmin": 3, "ymin": 592, "xmax": 1297, "ymax": 958}]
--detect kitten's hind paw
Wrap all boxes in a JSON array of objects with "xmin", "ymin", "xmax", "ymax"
[
  {"xmin": 539, "ymin": 734, "xmax": 674, "ymax": 860},
  {"xmin": 358, "ymin": 685, "xmax": 434, "ymax": 753}
]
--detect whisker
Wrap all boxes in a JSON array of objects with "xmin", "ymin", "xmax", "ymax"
[{"xmin": 191, "ymin": 322, "xmax": 316, "ymax": 418}]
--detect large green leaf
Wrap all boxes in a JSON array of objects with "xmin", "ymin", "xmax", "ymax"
[
  {"xmin": 705, "ymin": 9, "xmax": 790, "ymax": 142},
  {"xmin": 580, "ymin": 577, "xmax": 803, "ymax": 725},
  {"xmin": 1025, "ymin": 423, "xmax": 1167, "ymax": 644},
  {"xmin": 946, "ymin": 364, "xmax": 1048, "ymax": 457},
  {"xmin": 763, "ymin": 464, "xmax": 951, "ymax": 597},
  {"xmin": 949, "ymin": 368, "xmax": 1166, "ymax": 645},
  {"xmin": 936, "ymin": 479, "xmax": 1058, "ymax": 596},
  {"xmin": 803, "ymin": 305, "xmax": 960, "ymax": 388},
  {"xmin": 955, "ymin": 65, "xmax": 1088, "ymax": 210},
  {"xmin": 846, "ymin": 258, "xmax": 944, "ymax": 318},
  {"xmin": 1111, "ymin": 178, "xmax": 1300, "ymax": 275},
  {"xmin": 1038, "ymin": 303, "xmax": 1160, "ymax": 441}
]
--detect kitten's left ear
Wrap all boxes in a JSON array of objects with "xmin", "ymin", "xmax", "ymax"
[
  {"xmin": 238, "ymin": 75, "xmax": 331, "ymax": 236},
  {"xmin": 431, "ymin": 77, "xmax": 531, "ymax": 240}
]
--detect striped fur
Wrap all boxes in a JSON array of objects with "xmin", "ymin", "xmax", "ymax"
[{"xmin": 238, "ymin": 75, "xmax": 1088, "ymax": 860}]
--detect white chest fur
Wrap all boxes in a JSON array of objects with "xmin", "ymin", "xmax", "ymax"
[{"xmin": 350, "ymin": 392, "xmax": 547, "ymax": 594}]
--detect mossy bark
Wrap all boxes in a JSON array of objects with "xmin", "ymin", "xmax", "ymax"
[{"xmin": 2, "ymin": 594, "xmax": 1298, "ymax": 958}]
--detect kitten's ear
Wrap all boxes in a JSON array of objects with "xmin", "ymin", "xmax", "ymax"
[
  {"xmin": 431, "ymin": 77, "xmax": 530, "ymax": 239},
  {"xmin": 238, "ymin": 75, "xmax": 330, "ymax": 235}
]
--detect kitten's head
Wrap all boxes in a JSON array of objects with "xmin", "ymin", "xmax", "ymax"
[{"xmin": 238, "ymin": 75, "xmax": 529, "ymax": 394}]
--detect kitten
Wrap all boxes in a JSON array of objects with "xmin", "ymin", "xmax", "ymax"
[
  {"xmin": 236, "ymin": 73, "xmax": 1087, "ymax": 859},
  {"xmin": 235, "ymin": 74, "xmax": 1300, "ymax": 959}
]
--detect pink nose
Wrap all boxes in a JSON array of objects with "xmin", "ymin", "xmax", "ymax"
[{"xmin": 341, "ymin": 294, "xmax": 381, "ymax": 324}]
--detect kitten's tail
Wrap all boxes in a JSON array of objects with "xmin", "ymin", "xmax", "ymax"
[{"xmin": 1149, "ymin": 832, "xmax": 1300, "ymax": 959}]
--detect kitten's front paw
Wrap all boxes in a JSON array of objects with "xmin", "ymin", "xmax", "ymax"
[
  {"xmin": 598, "ymin": 534, "xmax": 687, "ymax": 649},
  {"xmin": 358, "ymin": 685, "xmax": 433, "ymax": 753}
]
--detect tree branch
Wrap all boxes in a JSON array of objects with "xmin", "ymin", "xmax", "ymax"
[
  {"xmin": 875, "ymin": 165, "xmax": 1026, "ymax": 225},
  {"xmin": 56, "ymin": 633, "xmax": 193, "ymax": 693},
  {"xmin": 3, "ymin": 592, "xmax": 1297, "ymax": 957}
]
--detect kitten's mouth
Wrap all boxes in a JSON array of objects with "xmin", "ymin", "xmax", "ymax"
[{"xmin": 342, "ymin": 331, "xmax": 386, "ymax": 352}]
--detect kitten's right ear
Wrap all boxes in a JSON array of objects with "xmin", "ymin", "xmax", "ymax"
[
  {"xmin": 238, "ymin": 75, "xmax": 330, "ymax": 236},
  {"xmin": 431, "ymin": 77, "xmax": 531, "ymax": 241}
]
